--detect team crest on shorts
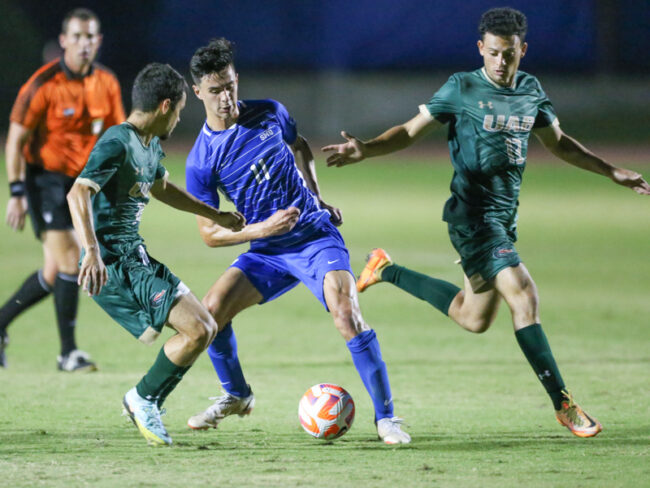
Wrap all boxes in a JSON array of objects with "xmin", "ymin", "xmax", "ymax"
[
  {"xmin": 493, "ymin": 246, "xmax": 515, "ymax": 259},
  {"xmin": 150, "ymin": 289, "xmax": 167, "ymax": 307}
]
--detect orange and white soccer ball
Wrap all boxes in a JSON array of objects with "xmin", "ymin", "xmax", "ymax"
[{"xmin": 298, "ymin": 383, "xmax": 355, "ymax": 440}]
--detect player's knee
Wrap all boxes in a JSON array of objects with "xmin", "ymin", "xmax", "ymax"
[
  {"xmin": 462, "ymin": 315, "xmax": 492, "ymax": 334},
  {"xmin": 41, "ymin": 267, "xmax": 58, "ymax": 287},
  {"xmin": 202, "ymin": 293, "xmax": 225, "ymax": 321},
  {"xmin": 185, "ymin": 315, "xmax": 217, "ymax": 351}
]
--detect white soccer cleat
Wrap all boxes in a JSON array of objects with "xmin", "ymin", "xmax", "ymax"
[
  {"xmin": 377, "ymin": 417, "xmax": 411, "ymax": 444},
  {"xmin": 188, "ymin": 387, "xmax": 255, "ymax": 430},
  {"xmin": 57, "ymin": 349, "xmax": 97, "ymax": 372},
  {"xmin": 122, "ymin": 387, "xmax": 172, "ymax": 446}
]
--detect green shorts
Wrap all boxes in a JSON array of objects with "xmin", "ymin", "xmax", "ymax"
[
  {"xmin": 92, "ymin": 246, "xmax": 190, "ymax": 344},
  {"xmin": 448, "ymin": 219, "xmax": 521, "ymax": 293}
]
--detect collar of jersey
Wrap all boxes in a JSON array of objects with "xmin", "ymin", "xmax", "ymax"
[
  {"xmin": 202, "ymin": 121, "xmax": 238, "ymax": 136},
  {"xmin": 480, "ymin": 67, "xmax": 517, "ymax": 90},
  {"xmin": 59, "ymin": 58, "xmax": 94, "ymax": 80}
]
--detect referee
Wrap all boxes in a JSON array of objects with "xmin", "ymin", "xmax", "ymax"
[{"xmin": 1, "ymin": 8, "xmax": 125, "ymax": 371}]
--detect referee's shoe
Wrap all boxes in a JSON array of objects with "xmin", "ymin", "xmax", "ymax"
[{"xmin": 57, "ymin": 349, "xmax": 98, "ymax": 372}]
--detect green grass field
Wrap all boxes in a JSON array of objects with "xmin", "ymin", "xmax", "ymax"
[{"xmin": 0, "ymin": 154, "xmax": 648, "ymax": 487}]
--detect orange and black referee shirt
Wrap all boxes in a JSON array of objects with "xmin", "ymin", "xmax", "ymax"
[{"xmin": 10, "ymin": 58, "xmax": 125, "ymax": 178}]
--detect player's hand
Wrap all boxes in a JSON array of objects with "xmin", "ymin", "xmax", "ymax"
[
  {"xmin": 322, "ymin": 131, "xmax": 366, "ymax": 167},
  {"xmin": 214, "ymin": 210, "xmax": 246, "ymax": 232},
  {"xmin": 264, "ymin": 207, "xmax": 301, "ymax": 236},
  {"xmin": 5, "ymin": 196, "xmax": 28, "ymax": 231},
  {"xmin": 319, "ymin": 199, "xmax": 343, "ymax": 226},
  {"xmin": 610, "ymin": 168, "xmax": 650, "ymax": 195},
  {"xmin": 78, "ymin": 248, "xmax": 108, "ymax": 296}
]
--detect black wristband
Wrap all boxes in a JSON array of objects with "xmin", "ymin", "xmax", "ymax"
[{"xmin": 9, "ymin": 181, "xmax": 26, "ymax": 197}]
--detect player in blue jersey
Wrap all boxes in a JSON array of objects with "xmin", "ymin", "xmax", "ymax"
[
  {"xmin": 184, "ymin": 38, "xmax": 410, "ymax": 444},
  {"xmin": 323, "ymin": 7, "xmax": 649, "ymax": 438}
]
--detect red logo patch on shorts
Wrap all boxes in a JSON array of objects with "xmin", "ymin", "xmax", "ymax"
[
  {"xmin": 151, "ymin": 289, "xmax": 167, "ymax": 307},
  {"xmin": 493, "ymin": 247, "xmax": 515, "ymax": 258}
]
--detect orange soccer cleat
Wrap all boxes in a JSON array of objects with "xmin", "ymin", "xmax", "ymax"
[
  {"xmin": 555, "ymin": 390, "xmax": 602, "ymax": 438},
  {"xmin": 356, "ymin": 248, "xmax": 393, "ymax": 293}
]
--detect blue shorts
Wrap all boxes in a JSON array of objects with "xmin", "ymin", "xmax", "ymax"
[{"xmin": 231, "ymin": 223, "xmax": 353, "ymax": 311}]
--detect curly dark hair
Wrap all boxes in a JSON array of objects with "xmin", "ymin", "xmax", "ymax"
[
  {"xmin": 478, "ymin": 7, "xmax": 527, "ymax": 41},
  {"xmin": 131, "ymin": 63, "xmax": 187, "ymax": 112},
  {"xmin": 190, "ymin": 38, "xmax": 236, "ymax": 84}
]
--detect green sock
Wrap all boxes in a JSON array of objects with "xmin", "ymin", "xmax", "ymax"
[
  {"xmin": 515, "ymin": 323, "xmax": 566, "ymax": 410},
  {"xmin": 156, "ymin": 365, "xmax": 190, "ymax": 408},
  {"xmin": 136, "ymin": 347, "xmax": 188, "ymax": 405},
  {"xmin": 381, "ymin": 264, "xmax": 461, "ymax": 316}
]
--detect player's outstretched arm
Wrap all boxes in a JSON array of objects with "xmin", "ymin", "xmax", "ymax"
[
  {"xmin": 4, "ymin": 122, "xmax": 33, "ymax": 231},
  {"xmin": 150, "ymin": 178, "xmax": 246, "ymax": 231},
  {"xmin": 535, "ymin": 123, "xmax": 650, "ymax": 195},
  {"xmin": 66, "ymin": 182, "xmax": 108, "ymax": 296},
  {"xmin": 196, "ymin": 207, "xmax": 301, "ymax": 248},
  {"xmin": 291, "ymin": 134, "xmax": 342, "ymax": 226},
  {"xmin": 321, "ymin": 112, "xmax": 442, "ymax": 167}
]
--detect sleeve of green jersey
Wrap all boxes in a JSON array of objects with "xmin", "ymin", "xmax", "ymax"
[
  {"xmin": 422, "ymin": 75, "xmax": 459, "ymax": 124},
  {"xmin": 154, "ymin": 144, "xmax": 168, "ymax": 181},
  {"xmin": 532, "ymin": 80, "xmax": 558, "ymax": 128},
  {"xmin": 76, "ymin": 138, "xmax": 126, "ymax": 192}
]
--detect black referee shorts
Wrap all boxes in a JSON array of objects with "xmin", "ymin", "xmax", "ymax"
[{"xmin": 25, "ymin": 164, "xmax": 76, "ymax": 239}]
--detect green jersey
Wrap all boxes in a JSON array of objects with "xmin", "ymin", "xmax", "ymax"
[
  {"xmin": 77, "ymin": 123, "xmax": 167, "ymax": 260},
  {"xmin": 423, "ymin": 68, "xmax": 557, "ymax": 225}
]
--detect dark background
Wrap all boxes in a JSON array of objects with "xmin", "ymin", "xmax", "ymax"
[{"xmin": 1, "ymin": 0, "xmax": 649, "ymax": 141}]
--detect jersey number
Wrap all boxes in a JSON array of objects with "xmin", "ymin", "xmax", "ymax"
[
  {"xmin": 505, "ymin": 137, "xmax": 525, "ymax": 166},
  {"xmin": 250, "ymin": 158, "xmax": 270, "ymax": 183}
]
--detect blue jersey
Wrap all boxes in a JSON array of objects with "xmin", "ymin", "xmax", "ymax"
[{"xmin": 186, "ymin": 99, "xmax": 331, "ymax": 250}]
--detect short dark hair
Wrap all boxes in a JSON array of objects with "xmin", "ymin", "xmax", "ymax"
[
  {"xmin": 131, "ymin": 63, "xmax": 187, "ymax": 112},
  {"xmin": 478, "ymin": 7, "xmax": 527, "ymax": 41},
  {"xmin": 61, "ymin": 8, "xmax": 101, "ymax": 34},
  {"xmin": 190, "ymin": 38, "xmax": 235, "ymax": 84}
]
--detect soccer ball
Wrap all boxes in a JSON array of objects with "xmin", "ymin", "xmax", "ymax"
[{"xmin": 298, "ymin": 383, "xmax": 355, "ymax": 440}]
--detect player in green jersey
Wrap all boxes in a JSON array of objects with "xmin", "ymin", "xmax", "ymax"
[
  {"xmin": 67, "ymin": 63, "xmax": 245, "ymax": 446},
  {"xmin": 323, "ymin": 7, "xmax": 650, "ymax": 438}
]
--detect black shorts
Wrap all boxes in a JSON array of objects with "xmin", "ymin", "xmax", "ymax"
[{"xmin": 25, "ymin": 164, "xmax": 75, "ymax": 239}]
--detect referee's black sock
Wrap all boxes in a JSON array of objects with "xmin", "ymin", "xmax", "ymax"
[
  {"xmin": 0, "ymin": 270, "xmax": 52, "ymax": 333},
  {"xmin": 54, "ymin": 272, "xmax": 79, "ymax": 356}
]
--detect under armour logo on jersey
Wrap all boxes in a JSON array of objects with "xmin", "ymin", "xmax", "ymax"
[
  {"xmin": 538, "ymin": 370, "xmax": 552, "ymax": 380},
  {"xmin": 250, "ymin": 158, "xmax": 270, "ymax": 183},
  {"xmin": 478, "ymin": 100, "xmax": 493, "ymax": 109}
]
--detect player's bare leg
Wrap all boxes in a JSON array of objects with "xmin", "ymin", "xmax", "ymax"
[
  {"xmin": 164, "ymin": 292, "xmax": 219, "ymax": 366},
  {"xmin": 447, "ymin": 273, "xmax": 502, "ymax": 333},
  {"xmin": 494, "ymin": 264, "xmax": 602, "ymax": 437},
  {"xmin": 188, "ymin": 268, "xmax": 261, "ymax": 430},
  {"xmin": 323, "ymin": 269, "xmax": 369, "ymax": 341},
  {"xmin": 202, "ymin": 267, "xmax": 263, "ymax": 330},
  {"xmin": 324, "ymin": 269, "xmax": 411, "ymax": 444}
]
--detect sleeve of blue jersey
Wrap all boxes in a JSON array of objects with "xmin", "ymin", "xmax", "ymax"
[
  {"xmin": 185, "ymin": 153, "xmax": 220, "ymax": 209},
  {"xmin": 268, "ymin": 99, "xmax": 298, "ymax": 145}
]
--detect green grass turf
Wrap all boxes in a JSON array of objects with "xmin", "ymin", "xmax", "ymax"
[{"xmin": 0, "ymin": 154, "xmax": 648, "ymax": 487}]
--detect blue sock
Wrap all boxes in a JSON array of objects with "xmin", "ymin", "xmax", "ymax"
[
  {"xmin": 346, "ymin": 329, "xmax": 394, "ymax": 421},
  {"xmin": 207, "ymin": 323, "xmax": 250, "ymax": 397}
]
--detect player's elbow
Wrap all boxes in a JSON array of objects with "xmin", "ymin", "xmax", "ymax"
[
  {"xmin": 66, "ymin": 183, "xmax": 83, "ymax": 207},
  {"xmin": 201, "ymin": 233, "xmax": 226, "ymax": 248}
]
